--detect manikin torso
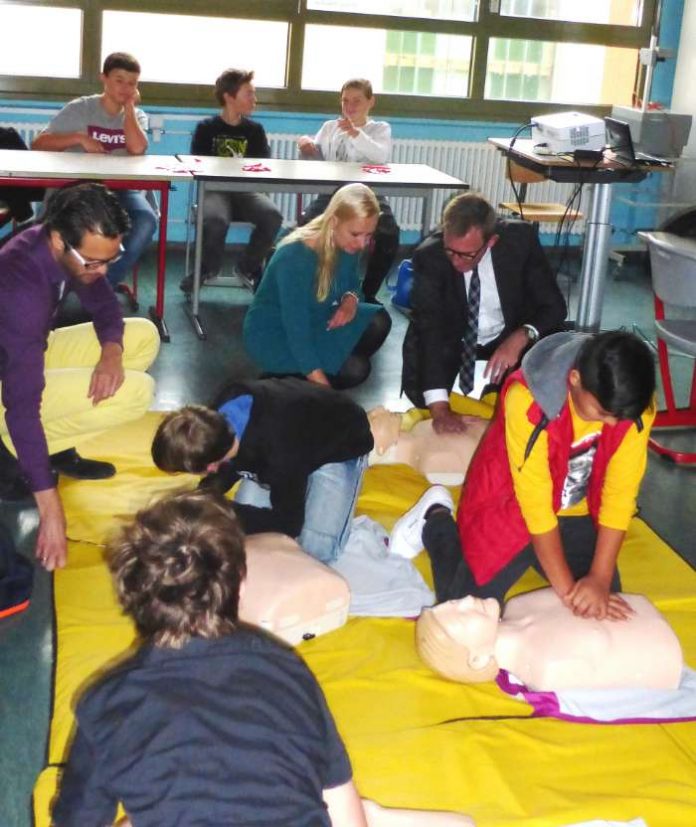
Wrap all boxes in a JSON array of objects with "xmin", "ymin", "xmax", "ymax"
[
  {"xmin": 368, "ymin": 408, "xmax": 487, "ymax": 484},
  {"xmin": 419, "ymin": 590, "xmax": 683, "ymax": 692}
]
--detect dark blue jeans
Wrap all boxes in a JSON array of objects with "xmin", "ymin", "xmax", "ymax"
[{"xmin": 422, "ymin": 512, "xmax": 621, "ymax": 606}]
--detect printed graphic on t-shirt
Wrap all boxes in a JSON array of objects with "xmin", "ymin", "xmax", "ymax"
[
  {"xmin": 560, "ymin": 431, "xmax": 601, "ymax": 509},
  {"xmin": 87, "ymin": 125, "xmax": 126, "ymax": 152},
  {"xmin": 214, "ymin": 136, "xmax": 249, "ymax": 158}
]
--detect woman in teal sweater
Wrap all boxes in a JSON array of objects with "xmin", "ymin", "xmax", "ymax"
[{"xmin": 243, "ymin": 183, "xmax": 392, "ymax": 389}]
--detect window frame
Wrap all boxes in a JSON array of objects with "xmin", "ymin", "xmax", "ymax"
[{"xmin": 0, "ymin": 0, "xmax": 659, "ymax": 120}]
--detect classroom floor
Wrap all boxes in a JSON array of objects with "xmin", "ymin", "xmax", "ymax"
[{"xmin": 1, "ymin": 247, "xmax": 695, "ymax": 827}]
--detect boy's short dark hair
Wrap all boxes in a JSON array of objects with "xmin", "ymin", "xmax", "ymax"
[
  {"xmin": 43, "ymin": 182, "xmax": 130, "ymax": 249},
  {"xmin": 341, "ymin": 78, "xmax": 373, "ymax": 99},
  {"xmin": 152, "ymin": 406, "xmax": 236, "ymax": 474},
  {"xmin": 442, "ymin": 192, "xmax": 497, "ymax": 240},
  {"xmin": 108, "ymin": 489, "xmax": 247, "ymax": 648},
  {"xmin": 576, "ymin": 330, "xmax": 656, "ymax": 420},
  {"xmin": 102, "ymin": 52, "xmax": 141, "ymax": 75},
  {"xmin": 214, "ymin": 69, "xmax": 254, "ymax": 105}
]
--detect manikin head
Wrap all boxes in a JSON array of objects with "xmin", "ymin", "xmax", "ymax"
[{"xmin": 416, "ymin": 596, "xmax": 501, "ymax": 683}]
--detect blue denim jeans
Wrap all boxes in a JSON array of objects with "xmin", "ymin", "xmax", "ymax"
[
  {"xmin": 107, "ymin": 190, "xmax": 158, "ymax": 287},
  {"xmin": 235, "ymin": 455, "xmax": 367, "ymax": 564}
]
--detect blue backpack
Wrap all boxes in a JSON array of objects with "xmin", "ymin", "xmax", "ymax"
[{"xmin": 0, "ymin": 522, "xmax": 33, "ymax": 620}]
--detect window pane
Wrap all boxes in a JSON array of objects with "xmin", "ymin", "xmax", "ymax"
[
  {"xmin": 485, "ymin": 39, "xmax": 637, "ymax": 105},
  {"xmin": 302, "ymin": 24, "xmax": 471, "ymax": 97},
  {"xmin": 307, "ymin": 0, "xmax": 478, "ymax": 22},
  {"xmin": 101, "ymin": 12, "xmax": 288, "ymax": 87},
  {"xmin": 0, "ymin": 4, "xmax": 81, "ymax": 78},
  {"xmin": 499, "ymin": 0, "xmax": 643, "ymax": 26}
]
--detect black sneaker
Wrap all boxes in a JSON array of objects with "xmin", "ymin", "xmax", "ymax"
[{"xmin": 50, "ymin": 449, "xmax": 115, "ymax": 480}]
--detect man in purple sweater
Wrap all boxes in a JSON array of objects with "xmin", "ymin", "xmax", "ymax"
[{"xmin": 0, "ymin": 184, "xmax": 160, "ymax": 570}]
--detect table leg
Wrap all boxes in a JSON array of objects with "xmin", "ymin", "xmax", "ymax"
[
  {"xmin": 421, "ymin": 191, "xmax": 434, "ymax": 239},
  {"xmin": 187, "ymin": 178, "xmax": 207, "ymax": 340},
  {"xmin": 575, "ymin": 182, "xmax": 613, "ymax": 333},
  {"xmin": 148, "ymin": 182, "xmax": 171, "ymax": 343}
]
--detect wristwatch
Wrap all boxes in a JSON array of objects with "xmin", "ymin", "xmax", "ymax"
[{"xmin": 522, "ymin": 324, "xmax": 539, "ymax": 343}]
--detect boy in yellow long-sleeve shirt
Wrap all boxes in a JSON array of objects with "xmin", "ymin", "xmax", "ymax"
[{"xmin": 390, "ymin": 331, "xmax": 656, "ymax": 621}]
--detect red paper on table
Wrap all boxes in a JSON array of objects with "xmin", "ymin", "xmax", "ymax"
[
  {"xmin": 362, "ymin": 164, "xmax": 391, "ymax": 174},
  {"xmin": 242, "ymin": 162, "xmax": 271, "ymax": 172}
]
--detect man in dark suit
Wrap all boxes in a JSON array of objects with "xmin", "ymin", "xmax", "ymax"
[{"xmin": 402, "ymin": 193, "xmax": 567, "ymax": 432}]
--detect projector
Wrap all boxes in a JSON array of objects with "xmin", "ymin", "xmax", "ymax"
[{"xmin": 531, "ymin": 112, "xmax": 606, "ymax": 154}]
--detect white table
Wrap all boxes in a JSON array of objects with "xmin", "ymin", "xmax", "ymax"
[
  {"xmin": 177, "ymin": 155, "xmax": 466, "ymax": 339},
  {"xmin": 0, "ymin": 149, "xmax": 193, "ymax": 341}
]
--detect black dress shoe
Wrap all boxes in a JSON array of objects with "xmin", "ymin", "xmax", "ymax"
[{"xmin": 49, "ymin": 449, "xmax": 116, "ymax": 480}]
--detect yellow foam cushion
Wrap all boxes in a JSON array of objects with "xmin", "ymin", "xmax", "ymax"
[{"xmin": 34, "ymin": 412, "xmax": 696, "ymax": 826}]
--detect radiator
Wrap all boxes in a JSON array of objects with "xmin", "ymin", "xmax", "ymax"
[
  {"xmin": 269, "ymin": 133, "xmax": 586, "ymax": 233},
  {"xmin": 2, "ymin": 120, "xmax": 584, "ymax": 234}
]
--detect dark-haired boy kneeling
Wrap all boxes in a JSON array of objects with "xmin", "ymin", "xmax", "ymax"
[
  {"xmin": 51, "ymin": 490, "xmax": 366, "ymax": 827},
  {"xmin": 390, "ymin": 331, "xmax": 656, "ymax": 621}
]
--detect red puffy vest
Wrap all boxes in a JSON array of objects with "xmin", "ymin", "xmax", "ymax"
[{"xmin": 456, "ymin": 369, "xmax": 634, "ymax": 585}]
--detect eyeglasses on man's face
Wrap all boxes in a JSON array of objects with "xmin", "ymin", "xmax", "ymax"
[
  {"xmin": 65, "ymin": 241, "xmax": 125, "ymax": 271},
  {"xmin": 443, "ymin": 239, "xmax": 490, "ymax": 262}
]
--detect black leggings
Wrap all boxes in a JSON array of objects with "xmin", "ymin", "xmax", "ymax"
[
  {"xmin": 423, "ymin": 511, "xmax": 621, "ymax": 607},
  {"xmin": 330, "ymin": 308, "xmax": 392, "ymax": 390}
]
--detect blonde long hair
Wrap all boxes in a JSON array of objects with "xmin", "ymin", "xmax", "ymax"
[{"xmin": 281, "ymin": 183, "xmax": 380, "ymax": 301}]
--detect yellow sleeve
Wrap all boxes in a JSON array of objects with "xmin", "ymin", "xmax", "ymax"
[
  {"xmin": 505, "ymin": 382, "xmax": 558, "ymax": 535},
  {"xmin": 598, "ymin": 404, "xmax": 656, "ymax": 530}
]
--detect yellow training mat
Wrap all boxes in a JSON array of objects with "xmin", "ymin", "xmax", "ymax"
[{"xmin": 34, "ymin": 413, "xmax": 696, "ymax": 826}]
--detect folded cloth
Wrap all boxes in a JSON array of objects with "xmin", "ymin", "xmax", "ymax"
[
  {"xmin": 498, "ymin": 667, "xmax": 696, "ymax": 724},
  {"xmin": 331, "ymin": 516, "xmax": 434, "ymax": 617}
]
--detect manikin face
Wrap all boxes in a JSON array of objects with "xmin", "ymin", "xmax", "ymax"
[
  {"xmin": 333, "ymin": 214, "xmax": 378, "ymax": 254},
  {"xmin": 52, "ymin": 230, "xmax": 123, "ymax": 286},
  {"xmin": 568, "ymin": 369, "xmax": 619, "ymax": 426},
  {"xmin": 432, "ymin": 596, "xmax": 500, "ymax": 664},
  {"xmin": 442, "ymin": 226, "xmax": 498, "ymax": 274},
  {"xmin": 226, "ymin": 82, "xmax": 257, "ymax": 117},
  {"xmin": 101, "ymin": 69, "xmax": 140, "ymax": 106},
  {"xmin": 340, "ymin": 87, "xmax": 375, "ymax": 125}
]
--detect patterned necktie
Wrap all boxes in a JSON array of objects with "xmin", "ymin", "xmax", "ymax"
[{"xmin": 459, "ymin": 266, "xmax": 480, "ymax": 395}]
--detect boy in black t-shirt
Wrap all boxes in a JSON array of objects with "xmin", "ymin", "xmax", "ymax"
[{"xmin": 181, "ymin": 68, "xmax": 283, "ymax": 292}]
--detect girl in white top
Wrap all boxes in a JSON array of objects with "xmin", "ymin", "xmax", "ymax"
[{"xmin": 297, "ymin": 80, "xmax": 400, "ymax": 303}]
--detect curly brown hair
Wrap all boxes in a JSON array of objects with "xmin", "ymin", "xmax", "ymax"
[{"xmin": 108, "ymin": 490, "xmax": 246, "ymax": 648}]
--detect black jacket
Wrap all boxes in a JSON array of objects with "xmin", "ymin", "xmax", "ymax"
[
  {"xmin": 210, "ymin": 378, "xmax": 373, "ymax": 537},
  {"xmin": 402, "ymin": 220, "xmax": 567, "ymax": 408}
]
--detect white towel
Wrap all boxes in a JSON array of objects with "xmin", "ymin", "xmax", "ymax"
[
  {"xmin": 497, "ymin": 666, "xmax": 696, "ymax": 724},
  {"xmin": 331, "ymin": 516, "xmax": 434, "ymax": 617}
]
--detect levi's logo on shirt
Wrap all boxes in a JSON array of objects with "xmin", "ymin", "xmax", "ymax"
[{"xmin": 87, "ymin": 125, "xmax": 126, "ymax": 151}]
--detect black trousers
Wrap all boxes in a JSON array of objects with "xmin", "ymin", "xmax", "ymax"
[{"xmin": 422, "ymin": 511, "xmax": 621, "ymax": 606}]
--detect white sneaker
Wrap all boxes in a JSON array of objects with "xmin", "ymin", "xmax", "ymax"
[{"xmin": 389, "ymin": 485, "xmax": 454, "ymax": 559}]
